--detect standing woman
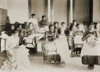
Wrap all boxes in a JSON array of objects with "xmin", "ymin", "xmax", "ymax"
[
  {"xmin": 81, "ymin": 23, "xmax": 100, "ymax": 69},
  {"xmin": 54, "ymin": 31, "xmax": 70, "ymax": 67}
]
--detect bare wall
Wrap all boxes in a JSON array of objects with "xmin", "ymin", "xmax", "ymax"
[
  {"xmin": 30, "ymin": 0, "xmax": 45, "ymax": 21},
  {"xmin": 74, "ymin": 0, "xmax": 90, "ymax": 23},
  {"xmin": 53, "ymin": 0, "xmax": 67, "ymax": 24},
  {"xmin": 7, "ymin": 0, "xmax": 28, "ymax": 23},
  {"xmin": 93, "ymin": 0, "xmax": 100, "ymax": 22},
  {"xmin": 0, "ymin": 0, "xmax": 7, "ymax": 9}
]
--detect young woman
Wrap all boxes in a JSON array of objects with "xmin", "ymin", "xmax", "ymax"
[
  {"xmin": 54, "ymin": 30, "xmax": 70, "ymax": 67},
  {"xmin": 1, "ymin": 31, "xmax": 31, "ymax": 70},
  {"xmin": 60, "ymin": 22, "xmax": 66, "ymax": 34},
  {"xmin": 81, "ymin": 23, "xmax": 100, "ymax": 69},
  {"xmin": 26, "ymin": 22, "xmax": 36, "ymax": 36}
]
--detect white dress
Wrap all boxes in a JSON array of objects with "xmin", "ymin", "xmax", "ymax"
[
  {"xmin": 1, "ymin": 36, "xmax": 31, "ymax": 70},
  {"xmin": 28, "ymin": 18, "xmax": 38, "ymax": 30},
  {"xmin": 81, "ymin": 35, "xmax": 100, "ymax": 56},
  {"xmin": 0, "ymin": 33, "xmax": 9, "ymax": 52},
  {"xmin": 1, "ymin": 35, "xmax": 19, "ymax": 70},
  {"xmin": 13, "ymin": 45, "xmax": 31, "ymax": 69},
  {"xmin": 54, "ymin": 35, "xmax": 70, "ymax": 64}
]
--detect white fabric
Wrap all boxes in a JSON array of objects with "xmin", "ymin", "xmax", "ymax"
[
  {"xmin": 81, "ymin": 36, "xmax": 100, "ymax": 56},
  {"xmin": 74, "ymin": 35, "xmax": 84, "ymax": 44},
  {"xmin": 24, "ymin": 37, "xmax": 35, "ymax": 48},
  {"xmin": 0, "ymin": 33, "xmax": 9, "ymax": 52},
  {"xmin": 44, "ymin": 42, "xmax": 56, "ymax": 51},
  {"xmin": 43, "ymin": 42, "xmax": 57, "ymax": 56},
  {"xmin": 54, "ymin": 35, "xmax": 70, "ymax": 64},
  {"xmin": 13, "ymin": 45, "xmax": 31, "ymax": 69},
  {"xmin": 28, "ymin": 18, "xmax": 38, "ymax": 26},
  {"xmin": 6, "ymin": 36, "xmax": 19, "ymax": 55},
  {"xmin": 28, "ymin": 18, "xmax": 38, "ymax": 30},
  {"xmin": 1, "ymin": 36, "xmax": 31, "ymax": 70},
  {"xmin": 61, "ymin": 27, "xmax": 66, "ymax": 34}
]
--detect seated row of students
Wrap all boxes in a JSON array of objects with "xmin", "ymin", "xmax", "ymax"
[{"xmin": 44, "ymin": 22, "xmax": 67, "ymax": 42}]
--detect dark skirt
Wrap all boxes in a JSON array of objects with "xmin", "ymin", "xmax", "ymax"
[{"xmin": 82, "ymin": 55, "xmax": 98, "ymax": 65}]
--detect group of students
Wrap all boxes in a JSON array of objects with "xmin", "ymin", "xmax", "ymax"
[
  {"xmin": 1, "ymin": 13, "xmax": 100, "ymax": 70},
  {"xmin": 0, "ymin": 13, "xmax": 68, "ymax": 70},
  {"xmin": 68, "ymin": 20, "xmax": 100, "ymax": 69}
]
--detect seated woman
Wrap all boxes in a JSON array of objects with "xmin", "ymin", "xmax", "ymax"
[
  {"xmin": 60, "ymin": 22, "xmax": 66, "ymax": 35},
  {"xmin": 7, "ymin": 24, "xmax": 17, "ymax": 36},
  {"xmin": 45, "ymin": 24, "xmax": 56, "ymax": 42},
  {"xmin": 26, "ymin": 22, "xmax": 36, "ymax": 36},
  {"xmin": 17, "ymin": 24, "xmax": 25, "ymax": 45},
  {"xmin": 81, "ymin": 23, "xmax": 100, "ymax": 69},
  {"xmin": 43, "ymin": 24, "xmax": 61, "ymax": 63},
  {"xmin": 54, "ymin": 22, "xmax": 61, "ymax": 38},
  {"xmin": 1, "ymin": 31, "xmax": 31, "ymax": 70},
  {"xmin": 54, "ymin": 29, "xmax": 70, "ymax": 67}
]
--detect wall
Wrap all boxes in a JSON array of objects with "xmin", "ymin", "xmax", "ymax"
[
  {"xmin": 30, "ymin": 0, "xmax": 45, "ymax": 21},
  {"xmin": 53, "ymin": 0, "xmax": 67, "ymax": 24},
  {"xmin": 7, "ymin": 0, "xmax": 28, "ymax": 23},
  {"xmin": 0, "ymin": 0, "xmax": 7, "ymax": 33},
  {"xmin": 93, "ymin": 0, "xmax": 100, "ymax": 22},
  {"xmin": 0, "ymin": 0, "xmax": 7, "ymax": 9},
  {"xmin": 74, "ymin": 0, "xmax": 90, "ymax": 23}
]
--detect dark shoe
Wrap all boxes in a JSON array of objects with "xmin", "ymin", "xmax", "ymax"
[{"xmin": 88, "ymin": 64, "xmax": 94, "ymax": 69}]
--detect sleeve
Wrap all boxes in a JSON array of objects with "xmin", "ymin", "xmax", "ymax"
[
  {"xmin": 6, "ymin": 38, "xmax": 10, "ymax": 50},
  {"xmin": 58, "ymin": 28, "xmax": 61, "ymax": 34},
  {"xmin": 17, "ymin": 37, "xmax": 20, "ymax": 46},
  {"xmin": 36, "ymin": 19, "xmax": 39, "ymax": 29},
  {"xmin": 82, "ymin": 31, "xmax": 89, "ymax": 41},
  {"xmin": 94, "ymin": 31, "xmax": 98, "ymax": 38}
]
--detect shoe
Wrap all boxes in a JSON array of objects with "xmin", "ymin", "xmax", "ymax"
[{"xmin": 88, "ymin": 64, "xmax": 94, "ymax": 69}]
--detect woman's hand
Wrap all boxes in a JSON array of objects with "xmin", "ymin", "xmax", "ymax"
[
  {"xmin": 14, "ymin": 45, "xmax": 19, "ymax": 49},
  {"xmin": 88, "ymin": 41, "xmax": 95, "ymax": 47}
]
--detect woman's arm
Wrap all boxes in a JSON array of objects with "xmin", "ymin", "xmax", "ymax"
[
  {"xmin": 6, "ymin": 38, "xmax": 10, "ymax": 50},
  {"xmin": 82, "ymin": 31, "xmax": 90, "ymax": 41}
]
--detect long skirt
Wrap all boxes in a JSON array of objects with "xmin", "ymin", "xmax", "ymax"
[
  {"xmin": 81, "ymin": 41, "xmax": 100, "ymax": 65},
  {"xmin": 54, "ymin": 35, "xmax": 70, "ymax": 64},
  {"xmin": 81, "ymin": 42, "xmax": 100, "ymax": 56},
  {"xmin": 1, "ymin": 45, "xmax": 31, "ymax": 70}
]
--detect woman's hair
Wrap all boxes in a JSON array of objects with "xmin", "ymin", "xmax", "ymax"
[
  {"xmin": 49, "ymin": 24, "xmax": 54, "ymax": 30},
  {"xmin": 61, "ymin": 22, "xmax": 65, "ymax": 25},
  {"xmin": 28, "ymin": 22, "xmax": 34, "ymax": 28},
  {"xmin": 88, "ymin": 23, "xmax": 94, "ymax": 27},
  {"xmin": 12, "ymin": 30, "xmax": 18, "ymax": 35},
  {"xmin": 42, "ymin": 15, "xmax": 46, "ymax": 18},
  {"xmin": 76, "ymin": 24, "xmax": 79, "ymax": 28},
  {"xmin": 73, "ymin": 20, "xmax": 76, "ymax": 23},
  {"xmin": 54, "ymin": 22, "xmax": 59, "ymax": 26},
  {"xmin": 69, "ymin": 23, "xmax": 74, "ymax": 31},
  {"xmin": 31, "ymin": 14, "xmax": 35, "ymax": 17}
]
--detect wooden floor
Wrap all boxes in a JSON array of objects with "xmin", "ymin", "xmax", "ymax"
[{"xmin": 0, "ymin": 52, "xmax": 100, "ymax": 72}]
